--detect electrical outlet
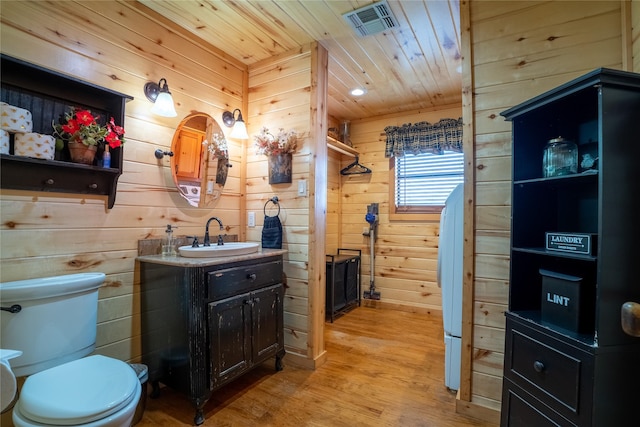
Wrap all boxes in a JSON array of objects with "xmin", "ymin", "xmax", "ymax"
[{"xmin": 248, "ymin": 211, "xmax": 255, "ymax": 228}]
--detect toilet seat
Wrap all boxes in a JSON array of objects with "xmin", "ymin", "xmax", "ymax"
[{"xmin": 16, "ymin": 355, "xmax": 139, "ymax": 425}]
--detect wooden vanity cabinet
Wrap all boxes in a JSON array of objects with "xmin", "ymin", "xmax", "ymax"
[
  {"xmin": 209, "ymin": 283, "xmax": 284, "ymax": 385},
  {"xmin": 140, "ymin": 255, "xmax": 285, "ymax": 425},
  {"xmin": 500, "ymin": 69, "xmax": 640, "ymax": 426}
]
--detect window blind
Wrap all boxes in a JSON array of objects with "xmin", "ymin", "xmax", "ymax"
[{"xmin": 395, "ymin": 151, "xmax": 464, "ymax": 206}]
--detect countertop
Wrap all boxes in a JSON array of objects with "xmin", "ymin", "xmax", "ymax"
[{"xmin": 136, "ymin": 247, "xmax": 287, "ymax": 267}]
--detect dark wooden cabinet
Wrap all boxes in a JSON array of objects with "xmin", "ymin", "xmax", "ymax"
[
  {"xmin": 0, "ymin": 55, "xmax": 132, "ymax": 208},
  {"xmin": 140, "ymin": 255, "xmax": 285, "ymax": 425},
  {"xmin": 209, "ymin": 284, "xmax": 284, "ymax": 387},
  {"xmin": 500, "ymin": 69, "xmax": 640, "ymax": 426}
]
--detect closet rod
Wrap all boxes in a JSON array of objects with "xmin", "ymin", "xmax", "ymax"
[
  {"xmin": 327, "ymin": 136, "xmax": 358, "ymax": 157},
  {"xmin": 329, "ymin": 144, "xmax": 356, "ymax": 157}
]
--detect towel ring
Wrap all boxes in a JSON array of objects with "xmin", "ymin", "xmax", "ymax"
[{"xmin": 264, "ymin": 196, "xmax": 280, "ymax": 217}]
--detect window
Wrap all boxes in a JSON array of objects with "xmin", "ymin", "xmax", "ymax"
[{"xmin": 393, "ymin": 150, "xmax": 464, "ymax": 214}]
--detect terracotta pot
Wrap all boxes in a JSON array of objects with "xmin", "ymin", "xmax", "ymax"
[
  {"xmin": 268, "ymin": 153, "xmax": 292, "ymax": 184},
  {"xmin": 68, "ymin": 141, "xmax": 97, "ymax": 165}
]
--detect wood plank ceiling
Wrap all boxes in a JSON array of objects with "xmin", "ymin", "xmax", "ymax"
[{"xmin": 139, "ymin": 0, "xmax": 462, "ymax": 122}]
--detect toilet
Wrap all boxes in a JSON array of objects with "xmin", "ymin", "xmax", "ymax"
[{"xmin": 0, "ymin": 273, "xmax": 141, "ymax": 427}]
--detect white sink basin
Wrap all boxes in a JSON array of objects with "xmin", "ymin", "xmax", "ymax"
[{"xmin": 178, "ymin": 242, "xmax": 260, "ymax": 258}]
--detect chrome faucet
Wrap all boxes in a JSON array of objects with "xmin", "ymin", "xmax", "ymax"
[{"xmin": 204, "ymin": 217, "xmax": 224, "ymax": 246}]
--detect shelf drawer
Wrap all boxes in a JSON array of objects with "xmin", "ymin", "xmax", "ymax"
[
  {"xmin": 207, "ymin": 259, "xmax": 282, "ymax": 300},
  {"xmin": 501, "ymin": 378, "xmax": 577, "ymax": 427},
  {"xmin": 504, "ymin": 316, "xmax": 593, "ymax": 425}
]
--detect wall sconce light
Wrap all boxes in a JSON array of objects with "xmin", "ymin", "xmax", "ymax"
[
  {"xmin": 222, "ymin": 109, "xmax": 248, "ymax": 139},
  {"xmin": 144, "ymin": 78, "xmax": 177, "ymax": 117}
]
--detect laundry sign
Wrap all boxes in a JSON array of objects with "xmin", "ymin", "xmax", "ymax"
[{"xmin": 545, "ymin": 232, "xmax": 596, "ymax": 255}]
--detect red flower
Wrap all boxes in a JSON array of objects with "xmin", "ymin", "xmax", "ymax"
[
  {"xmin": 105, "ymin": 131, "xmax": 122, "ymax": 149},
  {"xmin": 105, "ymin": 117, "xmax": 125, "ymax": 149},
  {"xmin": 61, "ymin": 119, "xmax": 80, "ymax": 134},
  {"xmin": 108, "ymin": 117, "xmax": 124, "ymax": 136},
  {"xmin": 75, "ymin": 110, "xmax": 95, "ymax": 126}
]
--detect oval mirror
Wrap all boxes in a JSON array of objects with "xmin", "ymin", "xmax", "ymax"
[{"xmin": 170, "ymin": 112, "xmax": 230, "ymax": 208}]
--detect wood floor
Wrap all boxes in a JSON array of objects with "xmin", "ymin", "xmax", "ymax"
[{"xmin": 137, "ymin": 307, "xmax": 497, "ymax": 426}]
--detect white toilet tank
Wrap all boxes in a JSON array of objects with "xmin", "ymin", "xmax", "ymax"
[{"xmin": 0, "ymin": 273, "xmax": 105, "ymax": 377}]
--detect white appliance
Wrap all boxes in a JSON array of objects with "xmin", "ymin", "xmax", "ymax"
[{"xmin": 437, "ymin": 183, "xmax": 464, "ymax": 391}]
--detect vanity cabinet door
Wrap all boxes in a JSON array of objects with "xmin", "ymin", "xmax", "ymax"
[
  {"xmin": 209, "ymin": 292, "xmax": 252, "ymax": 387},
  {"xmin": 252, "ymin": 284, "xmax": 284, "ymax": 362}
]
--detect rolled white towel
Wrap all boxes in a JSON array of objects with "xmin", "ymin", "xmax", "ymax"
[
  {"xmin": 0, "ymin": 129, "xmax": 9, "ymax": 154},
  {"xmin": 0, "ymin": 102, "xmax": 33, "ymax": 133},
  {"xmin": 14, "ymin": 132, "xmax": 55, "ymax": 160}
]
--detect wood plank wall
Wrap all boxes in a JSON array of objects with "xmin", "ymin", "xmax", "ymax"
[
  {"xmin": 0, "ymin": 0, "xmax": 247, "ymax": 363},
  {"xmin": 343, "ymin": 106, "xmax": 461, "ymax": 312},
  {"xmin": 246, "ymin": 46, "xmax": 317, "ymax": 362},
  {"xmin": 326, "ymin": 149, "xmax": 342, "ymax": 255},
  {"xmin": 463, "ymin": 0, "xmax": 631, "ymax": 420}
]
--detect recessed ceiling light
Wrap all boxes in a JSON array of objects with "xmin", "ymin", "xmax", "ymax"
[{"xmin": 350, "ymin": 88, "xmax": 367, "ymax": 96}]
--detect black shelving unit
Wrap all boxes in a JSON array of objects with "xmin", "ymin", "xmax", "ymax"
[
  {"xmin": 0, "ymin": 54, "xmax": 132, "ymax": 209},
  {"xmin": 326, "ymin": 248, "xmax": 361, "ymax": 322},
  {"xmin": 500, "ymin": 68, "xmax": 640, "ymax": 426}
]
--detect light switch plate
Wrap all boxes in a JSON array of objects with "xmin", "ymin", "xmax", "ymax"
[
  {"xmin": 248, "ymin": 211, "xmax": 255, "ymax": 227},
  {"xmin": 298, "ymin": 179, "xmax": 307, "ymax": 196}
]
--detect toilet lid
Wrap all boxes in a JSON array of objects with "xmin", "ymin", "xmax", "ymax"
[{"xmin": 18, "ymin": 355, "xmax": 139, "ymax": 425}]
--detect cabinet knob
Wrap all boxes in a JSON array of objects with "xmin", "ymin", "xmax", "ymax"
[
  {"xmin": 533, "ymin": 361, "xmax": 545, "ymax": 373},
  {"xmin": 89, "ymin": 183, "xmax": 98, "ymax": 189},
  {"xmin": 247, "ymin": 273, "xmax": 257, "ymax": 281},
  {"xmin": 621, "ymin": 301, "xmax": 640, "ymax": 337},
  {"xmin": 244, "ymin": 299, "xmax": 254, "ymax": 306},
  {"xmin": 45, "ymin": 178, "xmax": 54, "ymax": 185}
]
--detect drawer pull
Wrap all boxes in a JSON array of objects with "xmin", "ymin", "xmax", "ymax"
[
  {"xmin": 533, "ymin": 361, "xmax": 545, "ymax": 373},
  {"xmin": 621, "ymin": 301, "xmax": 640, "ymax": 337},
  {"xmin": 247, "ymin": 273, "xmax": 257, "ymax": 281}
]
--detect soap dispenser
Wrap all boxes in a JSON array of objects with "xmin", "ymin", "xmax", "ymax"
[{"xmin": 162, "ymin": 224, "xmax": 177, "ymax": 256}]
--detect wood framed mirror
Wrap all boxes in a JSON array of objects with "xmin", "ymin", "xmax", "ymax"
[{"xmin": 170, "ymin": 112, "xmax": 229, "ymax": 208}]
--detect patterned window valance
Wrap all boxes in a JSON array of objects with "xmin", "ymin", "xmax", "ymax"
[{"xmin": 384, "ymin": 117, "xmax": 463, "ymax": 158}]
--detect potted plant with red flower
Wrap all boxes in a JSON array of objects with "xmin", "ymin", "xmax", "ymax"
[{"xmin": 52, "ymin": 107, "xmax": 125, "ymax": 165}]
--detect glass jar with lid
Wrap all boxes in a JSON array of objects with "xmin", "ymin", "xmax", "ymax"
[{"xmin": 542, "ymin": 137, "xmax": 578, "ymax": 177}]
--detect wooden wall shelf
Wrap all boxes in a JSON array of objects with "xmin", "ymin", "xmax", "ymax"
[
  {"xmin": 0, "ymin": 55, "xmax": 132, "ymax": 209},
  {"xmin": 327, "ymin": 135, "xmax": 358, "ymax": 157}
]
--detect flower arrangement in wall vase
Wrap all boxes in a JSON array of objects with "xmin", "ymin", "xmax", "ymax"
[
  {"xmin": 207, "ymin": 132, "xmax": 230, "ymax": 185},
  {"xmin": 253, "ymin": 126, "xmax": 298, "ymax": 184},
  {"xmin": 52, "ymin": 107, "xmax": 125, "ymax": 165}
]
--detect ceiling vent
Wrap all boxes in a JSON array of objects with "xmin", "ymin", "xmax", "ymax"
[{"xmin": 343, "ymin": 0, "xmax": 398, "ymax": 37}]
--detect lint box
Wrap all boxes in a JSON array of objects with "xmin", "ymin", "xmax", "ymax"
[{"xmin": 540, "ymin": 269, "xmax": 582, "ymax": 332}]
